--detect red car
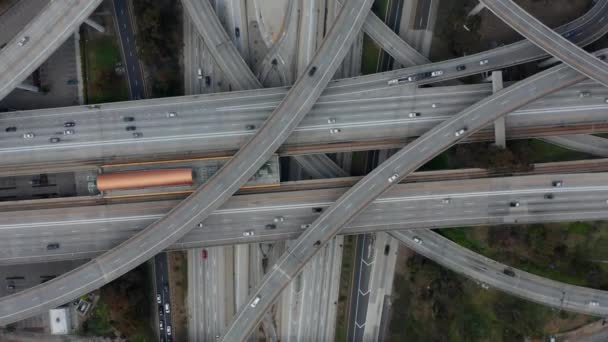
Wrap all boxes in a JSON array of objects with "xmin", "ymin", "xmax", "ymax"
[{"xmin": 201, "ymin": 249, "xmax": 207, "ymax": 259}]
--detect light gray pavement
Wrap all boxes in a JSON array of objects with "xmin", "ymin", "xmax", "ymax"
[
  {"xmin": 220, "ymin": 49, "xmax": 608, "ymax": 340},
  {"xmin": 0, "ymin": 0, "xmax": 374, "ymax": 326},
  {"xmin": 1, "ymin": 32, "xmax": 80, "ymax": 110},
  {"xmin": 542, "ymin": 135, "xmax": 608, "ymax": 158},
  {"xmin": 361, "ymin": 232, "xmax": 398, "ymax": 342},
  {"xmin": 481, "ymin": 0, "xmax": 608, "ymax": 87},
  {"xmin": 3, "ymin": 78, "xmax": 608, "ymax": 170},
  {"xmin": 0, "ymin": 0, "xmax": 48, "ymax": 49},
  {"xmin": 390, "ymin": 229, "xmax": 608, "ymax": 317},
  {"xmin": 182, "ymin": 0, "xmax": 260, "ymax": 90},
  {"xmin": 0, "ymin": 0, "xmax": 103, "ymax": 101},
  {"xmin": 3, "ymin": 171, "xmax": 608, "ymax": 264}
]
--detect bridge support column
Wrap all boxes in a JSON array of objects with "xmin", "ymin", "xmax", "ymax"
[
  {"xmin": 492, "ymin": 71, "xmax": 506, "ymax": 148},
  {"xmin": 84, "ymin": 18, "xmax": 105, "ymax": 33}
]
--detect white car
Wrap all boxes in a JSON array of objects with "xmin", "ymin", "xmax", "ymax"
[
  {"xmin": 329, "ymin": 128, "xmax": 341, "ymax": 134},
  {"xmin": 251, "ymin": 296, "xmax": 261, "ymax": 308},
  {"xmin": 167, "ymin": 325, "xmax": 172, "ymax": 336},
  {"xmin": 273, "ymin": 216, "xmax": 285, "ymax": 223},
  {"xmin": 387, "ymin": 79, "xmax": 399, "ymax": 86},
  {"xmin": 479, "ymin": 59, "xmax": 489, "ymax": 65},
  {"xmin": 197, "ymin": 68, "xmax": 203, "ymax": 79},
  {"xmin": 552, "ymin": 180, "xmax": 563, "ymax": 187},
  {"xmin": 454, "ymin": 128, "xmax": 467, "ymax": 137},
  {"xmin": 510, "ymin": 201, "xmax": 520, "ymax": 208},
  {"xmin": 588, "ymin": 301, "xmax": 600, "ymax": 307},
  {"xmin": 442, "ymin": 198, "xmax": 451, "ymax": 204},
  {"xmin": 430, "ymin": 70, "xmax": 444, "ymax": 77},
  {"xmin": 64, "ymin": 129, "xmax": 74, "ymax": 135},
  {"xmin": 156, "ymin": 294, "xmax": 161, "ymax": 304},
  {"xmin": 413, "ymin": 236, "xmax": 423, "ymax": 244},
  {"xmin": 23, "ymin": 132, "xmax": 35, "ymax": 139},
  {"xmin": 243, "ymin": 230, "xmax": 255, "ymax": 237},
  {"xmin": 167, "ymin": 112, "xmax": 177, "ymax": 118},
  {"xmin": 17, "ymin": 36, "xmax": 29, "ymax": 46},
  {"xmin": 408, "ymin": 112, "xmax": 421, "ymax": 118},
  {"xmin": 165, "ymin": 303, "xmax": 170, "ymax": 314},
  {"xmin": 388, "ymin": 173, "xmax": 399, "ymax": 183}
]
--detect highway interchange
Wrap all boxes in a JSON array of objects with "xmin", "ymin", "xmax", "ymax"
[{"xmin": 2, "ymin": 0, "xmax": 608, "ymax": 339}]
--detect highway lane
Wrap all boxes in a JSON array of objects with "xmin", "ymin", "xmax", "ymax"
[
  {"xmin": 2, "ymin": 79, "xmax": 608, "ymax": 169},
  {"xmin": 542, "ymin": 134, "xmax": 608, "ymax": 158},
  {"xmin": 112, "ymin": 0, "xmax": 145, "ymax": 100},
  {"xmin": 0, "ymin": 0, "xmax": 374, "ymax": 325},
  {"xmin": 0, "ymin": 0, "xmax": 103, "ymax": 101},
  {"xmin": 181, "ymin": 0, "xmax": 260, "ymax": 90},
  {"xmin": 0, "ymin": 0, "xmax": 605, "ymax": 107},
  {"xmin": 390, "ymin": 229, "xmax": 608, "ymax": 317},
  {"xmin": 219, "ymin": 49, "xmax": 608, "ymax": 341},
  {"xmin": 481, "ymin": 0, "xmax": 608, "ymax": 88},
  {"xmin": 4, "ymin": 172, "xmax": 608, "ymax": 264}
]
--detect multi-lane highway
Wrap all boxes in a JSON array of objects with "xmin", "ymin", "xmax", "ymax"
[
  {"xmin": 1, "ymin": 0, "xmax": 607, "ymax": 171},
  {"xmin": 112, "ymin": 0, "xmax": 144, "ymax": 100},
  {"xmin": 481, "ymin": 0, "xmax": 608, "ymax": 87},
  {"xmin": 0, "ymin": 0, "xmax": 375, "ymax": 325},
  {"xmin": 2, "ymin": 79, "xmax": 608, "ymax": 170},
  {"xmin": 390, "ymin": 229, "xmax": 608, "ymax": 316},
  {"xmin": 181, "ymin": 0, "xmax": 260, "ymax": 90},
  {"xmin": 5, "ymin": 171, "xmax": 608, "ymax": 264},
  {"xmin": 0, "ymin": 0, "xmax": 103, "ymax": 101},
  {"xmin": 220, "ymin": 48, "xmax": 608, "ymax": 340}
]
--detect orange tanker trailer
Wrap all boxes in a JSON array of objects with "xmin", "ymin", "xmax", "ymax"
[{"xmin": 96, "ymin": 168, "xmax": 193, "ymax": 191}]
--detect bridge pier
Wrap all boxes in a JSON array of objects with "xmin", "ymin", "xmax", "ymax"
[{"xmin": 492, "ymin": 71, "xmax": 506, "ymax": 148}]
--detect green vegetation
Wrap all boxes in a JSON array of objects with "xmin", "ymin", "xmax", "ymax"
[
  {"xmin": 133, "ymin": 0, "xmax": 183, "ymax": 98},
  {"xmin": 78, "ymin": 301, "xmax": 113, "ymax": 337},
  {"xmin": 78, "ymin": 265, "xmax": 155, "ymax": 340},
  {"xmin": 438, "ymin": 222, "xmax": 608, "ymax": 288},
  {"xmin": 335, "ymin": 235, "xmax": 356, "ymax": 342},
  {"xmin": 83, "ymin": 34, "xmax": 129, "ymax": 103},
  {"xmin": 361, "ymin": 35, "xmax": 382, "ymax": 75},
  {"xmin": 388, "ymin": 251, "xmax": 596, "ymax": 341}
]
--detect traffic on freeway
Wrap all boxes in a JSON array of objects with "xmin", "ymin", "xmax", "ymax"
[
  {"xmin": 220, "ymin": 50, "xmax": 608, "ymax": 340},
  {"xmin": 0, "ymin": 0, "xmax": 375, "ymax": 325}
]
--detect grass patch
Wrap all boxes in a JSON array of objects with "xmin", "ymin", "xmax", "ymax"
[
  {"xmin": 84, "ymin": 33, "xmax": 129, "ymax": 104},
  {"xmin": 78, "ymin": 301, "xmax": 113, "ymax": 337},
  {"xmin": 335, "ymin": 235, "xmax": 356, "ymax": 342},
  {"xmin": 387, "ymin": 250, "xmax": 596, "ymax": 341},
  {"xmin": 78, "ymin": 265, "xmax": 155, "ymax": 340},
  {"xmin": 361, "ymin": 34, "xmax": 382, "ymax": 75},
  {"xmin": 438, "ymin": 228, "xmax": 486, "ymax": 254}
]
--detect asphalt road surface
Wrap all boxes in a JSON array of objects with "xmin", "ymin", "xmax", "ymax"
[
  {"xmin": 112, "ymin": 0, "xmax": 144, "ymax": 100},
  {"xmin": 0, "ymin": 0, "xmax": 374, "ymax": 325},
  {"xmin": 220, "ymin": 49, "xmax": 608, "ymax": 340}
]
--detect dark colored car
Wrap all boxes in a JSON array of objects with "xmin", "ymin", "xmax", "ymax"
[
  {"xmin": 235, "ymin": 27, "xmax": 240, "ymax": 38},
  {"xmin": 384, "ymin": 245, "xmax": 390, "ymax": 255},
  {"xmin": 125, "ymin": 126, "xmax": 137, "ymax": 131},
  {"xmin": 503, "ymin": 268, "xmax": 515, "ymax": 277},
  {"xmin": 313, "ymin": 240, "xmax": 321, "ymax": 247},
  {"xmin": 245, "ymin": 124, "xmax": 256, "ymax": 130},
  {"xmin": 202, "ymin": 249, "xmax": 208, "ymax": 259},
  {"xmin": 64, "ymin": 121, "xmax": 76, "ymax": 127},
  {"xmin": 456, "ymin": 64, "xmax": 466, "ymax": 71},
  {"xmin": 50, "ymin": 137, "xmax": 61, "ymax": 143},
  {"xmin": 309, "ymin": 66, "xmax": 317, "ymax": 76},
  {"xmin": 123, "ymin": 116, "xmax": 135, "ymax": 122},
  {"xmin": 205, "ymin": 76, "xmax": 211, "ymax": 86},
  {"xmin": 312, "ymin": 207, "xmax": 323, "ymax": 213},
  {"xmin": 47, "ymin": 243, "xmax": 60, "ymax": 250},
  {"xmin": 265, "ymin": 224, "xmax": 276, "ymax": 230},
  {"xmin": 544, "ymin": 193, "xmax": 554, "ymax": 200},
  {"xmin": 5, "ymin": 126, "xmax": 16, "ymax": 132}
]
